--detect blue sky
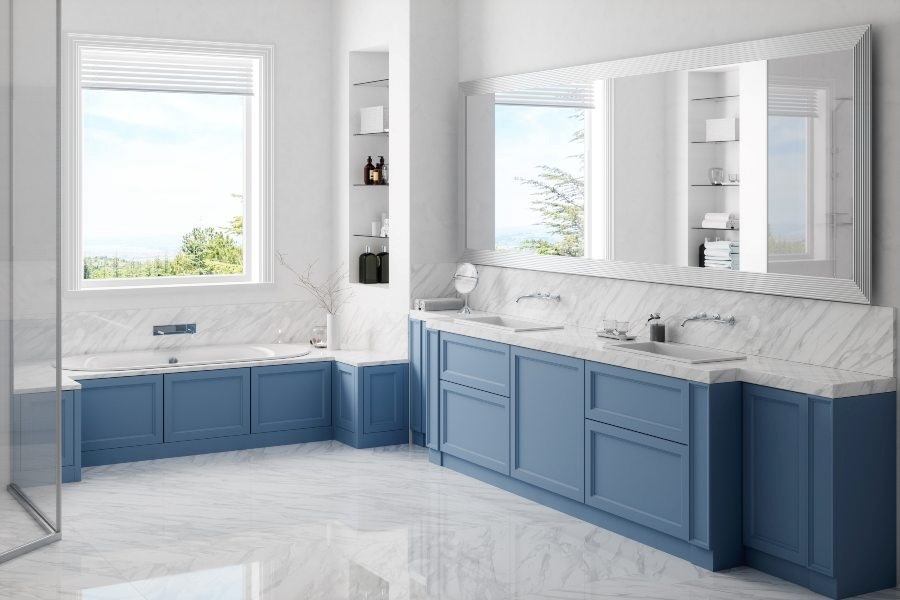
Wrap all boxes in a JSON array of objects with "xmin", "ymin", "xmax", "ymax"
[
  {"xmin": 768, "ymin": 115, "xmax": 809, "ymax": 241},
  {"xmin": 494, "ymin": 104, "xmax": 584, "ymax": 235},
  {"xmin": 82, "ymin": 89, "xmax": 246, "ymax": 259}
]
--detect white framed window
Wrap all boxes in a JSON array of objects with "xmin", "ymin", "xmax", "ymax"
[{"xmin": 63, "ymin": 34, "xmax": 274, "ymax": 291}]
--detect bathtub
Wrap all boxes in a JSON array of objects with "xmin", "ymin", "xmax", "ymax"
[{"xmin": 61, "ymin": 343, "xmax": 313, "ymax": 372}]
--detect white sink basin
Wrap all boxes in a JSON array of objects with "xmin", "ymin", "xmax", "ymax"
[
  {"xmin": 608, "ymin": 341, "xmax": 745, "ymax": 364},
  {"xmin": 455, "ymin": 315, "xmax": 564, "ymax": 333}
]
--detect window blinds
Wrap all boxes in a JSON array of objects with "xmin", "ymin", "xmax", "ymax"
[
  {"xmin": 768, "ymin": 84, "xmax": 820, "ymax": 118},
  {"xmin": 79, "ymin": 47, "xmax": 257, "ymax": 95},
  {"xmin": 495, "ymin": 83, "xmax": 595, "ymax": 109}
]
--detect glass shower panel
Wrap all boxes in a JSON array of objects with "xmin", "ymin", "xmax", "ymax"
[{"xmin": 1, "ymin": 0, "xmax": 62, "ymax": 562}]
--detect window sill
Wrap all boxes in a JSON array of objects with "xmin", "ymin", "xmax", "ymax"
[{"xmin": 65, "ymin": 280, "xmax": 275, "ymax": 298}]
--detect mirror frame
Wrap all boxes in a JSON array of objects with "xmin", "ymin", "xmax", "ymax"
[{"xmin": 459, "ymin": 25, "xmax": 871, "ymax": 304}]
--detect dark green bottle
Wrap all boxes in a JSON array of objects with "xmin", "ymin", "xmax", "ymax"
[
  {"xmin": 376, "ymin": 245, "xmax": 389, "ymax": 283},
  {"xmin": 359, "ymin": 245, "xmax": 378, "ymax": 284}
]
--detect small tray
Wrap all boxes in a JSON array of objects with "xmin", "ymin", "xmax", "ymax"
[{"xmin": 596, "ymin": 331, "xmax": 636, "ymax": 341}]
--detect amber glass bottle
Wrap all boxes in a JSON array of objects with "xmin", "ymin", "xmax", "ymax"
[{"xmin": 363, "ymin": 156, "xmax": 374, "ymax": 185}]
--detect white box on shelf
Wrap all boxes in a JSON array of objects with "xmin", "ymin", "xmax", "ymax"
[
  {"xmin": 705, "ymin": 117, "xmax": 739, "ymax": 142},
  {"xmin": 360, "ymin": 105, "xmax": 388, "ymax": 134}
]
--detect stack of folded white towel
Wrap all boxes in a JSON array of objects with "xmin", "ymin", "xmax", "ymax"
[
  {"xmin": 701, "ymin": 212, "xmax": 739, "ymax": 230},
  {"xmin": 704, "ymin": 240, "xmax": 740, "ymax": 270}
]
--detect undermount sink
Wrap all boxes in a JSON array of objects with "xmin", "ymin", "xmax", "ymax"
[
  {"xmin": 455, "ymin": 314, "xmax": 564, "ymax": 333},
  {"xmin": 608, "ymin": 341, "xmax": 745, "ymax": 364}
]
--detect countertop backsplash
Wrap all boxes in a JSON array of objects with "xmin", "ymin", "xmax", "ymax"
[{"xmin": 465, "ymin": 265, "xmax": 895, "ymax": 378}]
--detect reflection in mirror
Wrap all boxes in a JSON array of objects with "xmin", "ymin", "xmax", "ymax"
[{"xmin": 466, "ymin": 49, "xmax": 855, "ymax": 281}]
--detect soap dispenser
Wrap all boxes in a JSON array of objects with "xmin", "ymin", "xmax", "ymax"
[
  {"xmin": 359, "ymin": 245, "xmax": 378, "ymax": 284},
  {"xmin": 376, "ymin": 245, "xmax": 389, "ymax": 283},
  {"xmin": 363, "ymin": 156, "xmax": 374, "ymax": 185},
  {"xmin": 647, "ymin": 313, "xmax": 665, "ymax": 342}
]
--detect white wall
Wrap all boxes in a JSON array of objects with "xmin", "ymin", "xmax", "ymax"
[
  {"xmin": 457, "ymin": 0, "xmax": 900, "ymax": 575},
  {"xmin": 56, "ymin": 0, "xmax": 335, "ymax": 355}
]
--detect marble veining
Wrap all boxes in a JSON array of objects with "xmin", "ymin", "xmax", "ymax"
[
  {"xmin": 0, "ymin": 442, "xmax": 896, "ymax": 599},
  {"xmin": 414, "ymin": 310, "xmax": 895, "ymax": 398},
  {"xmin": 466, "ymin": 265, "xmax": 895, "ymax": 378}
]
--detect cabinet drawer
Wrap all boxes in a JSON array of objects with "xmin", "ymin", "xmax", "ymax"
[
  {"xmin": 440, "ymin": 380, "xmax": 509, "ymax": 474},
  {"xmin": 251, "ymin": 362, "xmax": 331, "ymax": 434},
  {"xmin": 440, "ymin": 332, "xmax": 510, "ymax": 396},
  {"xmin": 585, "ymin": 361, "xmax": 690, "ymax": 444},
  {"xmin": 164, "ymin": 369, "xmax": 250, "ymax": 442},
  {"xmin": 585, "ymin": 420, "xmax": 690, "ymax": 540},
  {"xmin": 82, "ymin": 375, "xmax": 164, "ymax": 451}
]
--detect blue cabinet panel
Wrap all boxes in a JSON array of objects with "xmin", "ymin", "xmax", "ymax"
[
  {"xmin": 742, "ymin": 384, "xmax": 809, "ymax": 566},
  {"xmin": 61, "ymin": 391, "xmax": 75, "ymax": 467},
  {"xmin": 164, "ymin": 368, "xmax": 250, "ymax": 443},
  {"xmin": 81, "ymin": 375, "xmax": 164, "ymax": 451},
  {"xmin": 409, "ymin": 319, "xmax": 424, "ymax": 435},
  {"xmin": 440, "ymin": 380, "xmax": 509, "ymax": 474},
  {"xmin": 363, "ymin": 364, "xmax": 408, "ymax": 434},
  {"xmin": 808, "ymin": 397, "xmax": 833, "ymax": 575},
  {"xmin": 425, "ymin": 327, "xmax": 441, "ymax": 450},
  {"xmin": 440, "ymin": 332, "xmax": 510, "ymax": 396},
  {"xmin": 585, "ymin": 361, "xmax": 690, "ymax": 444},
  {"xmin": 251, "ymin": 362, "xmax": 331, "ymax": 433},
  {"xmin": 333, "ymin": 362, "xmax": 359, "ymax": 432},
  {"xmin": 510, "ymin": 347, "xmax": 584, "ymax": 501},
  {"xmin": 585, "ymin": 420, "xmax": 690, "ymax": 540}
]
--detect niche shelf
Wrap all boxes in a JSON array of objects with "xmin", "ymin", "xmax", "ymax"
[{"xmin": 348, "ymin": 51, "xmax": 390, "ymax": 286}]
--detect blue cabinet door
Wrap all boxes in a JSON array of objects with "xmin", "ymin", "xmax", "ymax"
[
  {"xmin": 164, "ymin": 368, "xmax": 250, "ymax": 442},
  {"xmin": 585, "ymin": 420, "xmax": 690, "ymax": 540},
  {"xmin": 742, "ymin": 384, "xmax": 809, "ymax": 566},
  {"xmin": 585, "ymin": 361, "xmax": 690, "ymax": 444},
  {"xmin": 82, "ymin": 375, "xmax": 164, "ymax": 451},
  {"xmin": 333, "ymin": 362, "xmax": 359, "ymax": 432},
  {"xmin": 409, "ymin": 319, "xmax": 424, "ymax": 435},
  {"xmin": 363, "ymin": 364, "xmax": 408, "ymax": 434},
  {"xmin": 425, "ymin": 327, "xmax": 441, "ymax": 450},
  {"xmin": 440, "ymin": 380, "xmax": 509, "ymax": 474},
  {"xmin": 251, "ymin": 362, "xmax": 331, "ymax": 434},
  {"xmin": 440, "ymin": 332, "xmax": 510, "ymax": 396},
  {"xmin": 511, "ymin": 347, "xmax": 585, "ymax": 501}
]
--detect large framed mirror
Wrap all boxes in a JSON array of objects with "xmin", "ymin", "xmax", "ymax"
[{"xmin": 460, "ymin": 25, "xmax": 871, "ymax": 303}]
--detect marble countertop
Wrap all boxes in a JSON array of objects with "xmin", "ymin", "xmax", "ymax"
[
  {"xmin": 410, "ymin": 310, "xmax": 895, "ymax": 399},
  {"xmin": 14, "ymin": 347, "xmax": 407, "ymax": 395}
]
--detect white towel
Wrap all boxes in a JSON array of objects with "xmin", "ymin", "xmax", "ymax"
[
  {"xmin": 414, "ymin": 297, "xmax": 464, "ymax": 311},
  {"xmin": 705, "ymin": 262, "xmax": 736, "ymax": 270},
  {"xmin": 701, "ymin": 219, "xmax": 739, "ymax": 230},
  {"xmin": 703, "ymin": 212, "xmax": 737, "ymax": 222},
  {"xmin": 705, "ymin": 240, "xmax": 740, "ymax": 248}
]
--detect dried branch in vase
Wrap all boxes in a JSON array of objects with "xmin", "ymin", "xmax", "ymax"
[{"xmin": 276, "ymin": 252, "xmax": 352, "ymax": 316}]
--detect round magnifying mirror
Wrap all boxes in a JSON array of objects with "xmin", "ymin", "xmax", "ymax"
[{"xmin": 453, "ymin": 263, "xmax": 478, "ymax": 314}]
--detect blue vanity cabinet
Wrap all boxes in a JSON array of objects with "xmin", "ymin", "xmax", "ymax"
[
  {"xmin": 742, "ymin": 384, "xmax": 896, "ymax": 599},
  {"xmin": 585, "ymin": 361, "xmax": 690, "ymax": 444},
  {"xmin": 408, "ymin": 319, "xmax": 426, "ymax": 445},
  {"xmin": 61, "ymin": 390, "xmax": 82, "ymax": 483},
  {"xmin": 333, "ymin": 362, "xmax": 409, "ymax": 449},
  {"xmin": 510, "ymin": 347, "xmax": 584, "ymax": 501},
  {"xmin": 439, "ymin": 379, "xmax": 510, "ymax": 474},
  {"xmin": 332, "ymin": 361, "xmax": 358, "ymax": 432},
  {"xmin": 585, "ymin": 419, "xmax": 690, "ymax": 540},
  {"xmin": 81, "ymin": 375, "xmax": 164, "ymax": 451},
  {"xmin": 440, "ymin": 332, "xmax": 510, "ymax": 396},
  {"xmin": 164, "ymin": 368, "xmax": 251, "ymax": 442},
  {"xmin": 424, "ymin": 326, "xmax": 440, "ymax": 450},
  {"xmin": 250, "ymin": 362, "xmax": 331, "ymax": 433},
  {"xmin": 363, "ymin": 363, "xmax": 408, "ymax": 434}
]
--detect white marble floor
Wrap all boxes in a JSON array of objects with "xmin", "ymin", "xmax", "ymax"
[
  {"xmin": 0, "ymin": 491, "xmax": 47, "ymax": 555},
  {"xmin": 0, "ymin": 441, "xmax": 897, "ymax": 599}
]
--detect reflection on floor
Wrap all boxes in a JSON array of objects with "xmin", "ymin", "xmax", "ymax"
[
  {"xmin": 0, "ymin": 441, "xmax": 897, "ymax": 599},
  {"xmin": 0, "ymin": 490, "xmax": 46, "ymax": 555}
]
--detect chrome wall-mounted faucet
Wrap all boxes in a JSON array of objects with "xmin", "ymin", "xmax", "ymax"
[
  {"xmin": 515, "ymin": 291, "xmax": 561, "ymax": 304},
  {"xmin": 680, "ymin": 312, "xmax": 736, "ymax": 327},
  {"xmin": 153, "ymin": 323, "xmax": 197, "ymax": 336}
]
